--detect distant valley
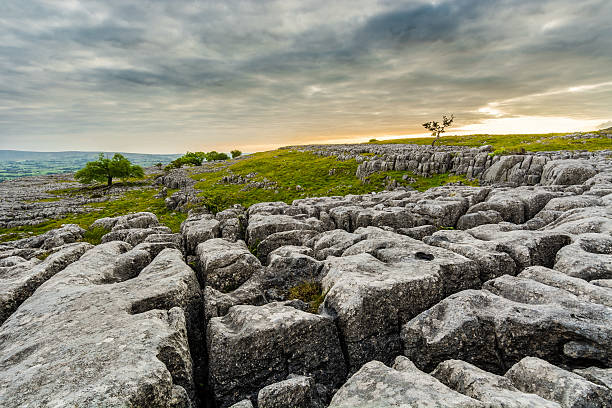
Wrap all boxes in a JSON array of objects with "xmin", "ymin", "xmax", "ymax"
[{"xmin": 0, "ymin": 150, "xmax": 181, "ymax": 182}]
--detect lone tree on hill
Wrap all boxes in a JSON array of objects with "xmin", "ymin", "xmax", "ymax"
[
  {"xmin": 230, "ymin": 150, "xmax": 242, "ymax": 158},
  {"xmin": 75, "ymin": 153, "xmax": 144, "ymax": 186},
  {"xmin": 423, "ymin": 114, "xmax": 454, "ymax": 146}
]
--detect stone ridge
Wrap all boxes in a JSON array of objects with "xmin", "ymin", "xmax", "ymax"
[{"xmin": 0, "ymin": 147, "xmax": 611, "ymax": 407}]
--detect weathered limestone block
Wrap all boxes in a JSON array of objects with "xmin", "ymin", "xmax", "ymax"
[
  {"xmin": 457, "ymin": 210, "xmax": 503, "ymax": 230},
  {"xmin": 196, "ymin": 238, "xmax": 262, "ymax": 292},
  {"xmin": 541, "ymin": 159, "xmax": 598, "ymax": 186},
  {"xmin": 573, "ymin": 367, "xmax": 612, "ymax": 389},
  {"xmin": 519, "ymin": 266, "xmax": 612, "ymax": 307},
  {"xmin": 181, "ymin": 212, "xmax": 221, "ymax": 254},
  {"xmin": 554, "ymin": 233, "xmax": 612, "ymax": 281},
  {"xmin": 0, "ymin": 244, "xmax": 203, "ymax": 407},
  {"xmin": 92, "ymin": 211, "xmax": 160, "ymax": 231},
  {"xmin": 506, "ymin": 357, "xmax": 612, "ymax": 407},
  {"xmin": 0, "ymin": 242, "xmax": 92, "ymax": 324},
  {"xmin": 257, "ymin": 376, "xmax": 323, "ymax": 408},
  {"xmin": 256, "ymin": 229, "xmax": 319, "ymax": 263},
  {"xmin": 246, "ymin": 214, "xmax": 323, "ymax": 247},
  {"xmin": 402, "ymin": 278, "xmax": 612, "ymax": 374},
  {"xmin": 207, "ymin": 302, "xmax": 346, "ymax": 407},
  {"xmin": 467, "ymin": 225, "xmax": 571, "ymax": 269},
  {"xmin": 425, "ymin": 230, "xmax": 517, "ymax": 281},
  {"xmin": 101, "ymin": 226, "xmax": 173, "ymax": 246},
  {"xmin": 432, "ymin": 359, "xmax": 561, "ymax": 407},
  {"xmin": 321, "ymin": 228, "xmax": 480, "ymax": 371},
  {"xmin": 309, "ymin": 229, "xmax": 363, "ymax": 260},
  {"xmin": 328, "ymin": 356, "xmax": 483, "ymax": 408}
]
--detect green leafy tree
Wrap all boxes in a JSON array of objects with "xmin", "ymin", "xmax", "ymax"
[
  {"xmin": 230, "ymin": 150, "xmax": 242, "ymax": 158},
  {"xmin": 204, "ymin": 151, "xmax": 230, "ymax": 161},
  {"xmin": 75, "ymin": 153, "xmax": 144, "ymax": 186},
  {"xmin": 423, "ymin": 114, "xmax": 454, "ymax": 146}
]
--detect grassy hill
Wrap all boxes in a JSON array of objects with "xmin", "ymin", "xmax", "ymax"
[{"xmin": 368, "ymin": 130, "xmax": 611, "ymax": 154}]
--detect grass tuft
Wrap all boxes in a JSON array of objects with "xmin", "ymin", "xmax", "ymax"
[{"xmin": 288, "ymin": 281, "xmax": 326, "ymax": 313}]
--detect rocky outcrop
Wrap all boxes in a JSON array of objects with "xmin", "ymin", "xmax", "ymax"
[
  {"xmin": 320, "ymin": 227, "xmax": 480, "ymax": 371},
  {"xmin": 328, "ymin": 356, "xmax": 483, "ymax": 408},
  {"xmin": 432, "ymin": 359, "xmax": 560, "ymax": 407},
  {"xmin": 0, "ymin": 244, "xmax": 203, "ymax": 407},
  {"xmin": 207, "ymin": 301, "xmax": 346, "ymax": 407},
  {"xmin": 0, "ymin": 242, "xmax": 92, "ymax": 324},
  {"xmin": 402, "ymin": 275, "xmax": 612, "ymax": 373},
  {"xmin": 505, "ymin": 357, "xmax": 612, "ymax": 407}
]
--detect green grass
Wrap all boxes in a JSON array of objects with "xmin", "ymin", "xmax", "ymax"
[
  {"xmin": 0, "ymin": 188, "xmax": 186, "ymax": 243},
  {"xmin": 368, "ymin": 131, "xmax": 612, "ymax": 153},
  {"xmin": 288, "ymin": 281, "xmax": 326, "ymax": 313},
  {"xmin": 192, "ymin": 149, "xmax": 477, "ymax": 213}
]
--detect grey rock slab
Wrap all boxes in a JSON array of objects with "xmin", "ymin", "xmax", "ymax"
[
  {"xmin": 207, "ymin": 301, "xmax": 346, "ymax": 407},
  {"xmin": 229, "ymin": 400, "xmax": 254, "ymax": 408},
  {"xmin": 543, "ymin": 195, "xmax": 603, "ymax": 212},
  {"xmin": 196, "ymin": 238, "xmax": 262, "ymax": 292},
  {"xmin": 518, "ymin": 266, "xmax": 612, "ymax": 307},
  {"xmin": 256, "ymin": 229, "xmax": 319, "ymax": 263},
  {"xmin": 92, "ymin": 211, "xmax": 160, "ymax": 231},
  {"xmin": 573, "ymin": 367, "xmax": 612, "ymax": 389},
  {"xmin": 425, "ymin": 229, "xmax": 518, "ymax": 281},
  {"xmin": 505, "ymin": 357, "xmax": 612, "ymax": 408},
  {"xmin": 0, "ymin": 242, "xmax": 92, "ymax": 325},
  {"xmin": 181, "ymin": 212, "xmax": 221, "ymax": 254},
  {"xmin": 466, "ymin": 226, "xmax": 571, "ymax": 270},
  {"xmin": 402, "ymin": 281, "xmax": 612, "ymax": 374},
  {"xmin": 432, "ymin": 359, "xmax": 561, "ymax": 407},
  {"xmin": 554, "ymin": 233, "xmax": 612, "ymax": 281},
  {"xmin": 246, "ymin": 214, "xmax": 323, "ymax": 247},
  {"xmin": 257, "ymin": 375, "xmax": 323, "ymax": 408},
  {"xmin": 457, "ymin": 210, "xmax": 504, "ymax": 230},
  {"xmin": 328, "ymin": 356, "xmax": 483, "ymax": 408},
  {"xmin": 309, "ymin": 229, "xmax": 363, "ymax": 260},
  {"xmin": 0, "ymin": 244, "xmax": 203, "ymax": 407},
  {"xmin": 541, "ymin": 159, "xmax": 598, "ymax": 186},
  {"xmin": 321, "ymin": 229, "xmax": 480, "ymax": 371}
]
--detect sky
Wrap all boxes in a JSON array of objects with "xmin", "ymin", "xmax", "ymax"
[{"xmin": 1, "ymin": 0, "xmax": 611, "ymax": 154}]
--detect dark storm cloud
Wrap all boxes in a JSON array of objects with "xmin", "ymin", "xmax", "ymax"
[{"xmin": 0, "ymin": 0, "xmax": 611, "ymax": 152}]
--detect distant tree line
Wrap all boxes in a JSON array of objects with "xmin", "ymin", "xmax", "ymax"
[{"xmin": 165, "ymin": 150, "xmax": 242, "ymax": 170}]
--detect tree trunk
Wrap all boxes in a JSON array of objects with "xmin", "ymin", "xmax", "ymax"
[{"xmin": 107, "ymin": 176, "xmax": 112, "ymax": 186}]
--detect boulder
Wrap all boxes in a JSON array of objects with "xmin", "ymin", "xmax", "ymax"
[
  {"xmin": 257, "ymin": 375, "xmax": 323, "ymax": 408},
  {"xmin": 518, "ymin": 266, "xmax": 612, "ymax": 307},
  {"xmin": 256, "ymin": 229, "xmax": 319, "ymax": 263},
  {"xmin": 573, "ymin": 367, "xmax": 612, "ymax": 389},
  {"xmin": 0, "ymin": 244, "xmax": 203, "ymax": 407},
  {"xmin": 432, "ymin": 359, "xmax": 561, "ymax": 407},
  {"xmin": 424, "ymin": 230, "xmax": 518, "ymax": 281},
  {"xmin": 328, "ymin": 356, "xmax": 483, "ymax": 408},
  {"xmin": 457, "ymin": 210, "xmax": 503, "ymax": 230},
  {"xmin": 207, "ymin": 302, "xmax": 346, "ymax": 407},
  {"xmin": 402, "ymin": 279, "xmax": 612, "ymax": 374},
  {"xmin": 181, "ymin": 213, "xmax": 221, "ymax": 254},
  {"xmin": 246, "ymin": 214, "xmax": 323, "ymax": 247},
  {"xmin": 0, "ymin": 242, "xmax": 92, "ymax": 324},
  {"xmin": 309, "ymin": 229, "xmax": 363, "ymax": 260},
  {"xmin": 92, "ymin": 212, "xmax": 160, "ymax": 231},
  {"xmin": 541, "ymin": 159, "xmax": 598, "ymax": 186},
  {"xmin": 554, "ymin": 233, "xmax": 612, "ymax": 281},
  {"xmin": 321, "ymin": 228, "xmax": 480, "ymax": 371},
  {"xmin": 195, "ymin": 239, "xmax": 262, "ymax": 292},
  {"xmin": 505, "ymin": 357, "xmax": 612, "ymax": 407}
]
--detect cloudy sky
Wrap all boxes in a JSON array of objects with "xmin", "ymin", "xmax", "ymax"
[{"xmin": 1, "ymin": 0, "xmax": 611, "ymax": 153}]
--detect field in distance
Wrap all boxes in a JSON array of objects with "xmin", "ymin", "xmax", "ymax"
[{"xmin": 0, "ymin": 150, "xmax": 181, "ymax": 182}]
